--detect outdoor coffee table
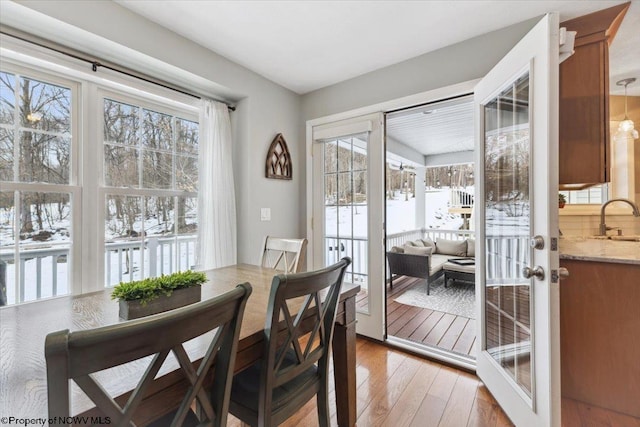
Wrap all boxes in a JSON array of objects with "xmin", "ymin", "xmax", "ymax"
[{"xmin": 443, "ymin": 258, "xmax": 475, "ymax": 287}]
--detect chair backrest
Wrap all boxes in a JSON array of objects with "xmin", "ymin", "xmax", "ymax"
[
  {"xmin": 260, "ymin": 236, "xmax": 308, "ymax": 273},
  {"xmin": 45, "ymin": 283, "xmax": 252, "ymax": 427},
  {"xmin": 260, "ymin": 257, "xmax": 351, "ymax": 415}
]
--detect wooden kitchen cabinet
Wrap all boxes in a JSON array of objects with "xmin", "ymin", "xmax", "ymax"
[
  {"xmin": 559, "ymin": 3, "xmax": 629, "ymax": 188},
  {"xmin": 560, "ymin": 259, "xmax": 640, "ymax": 418}
]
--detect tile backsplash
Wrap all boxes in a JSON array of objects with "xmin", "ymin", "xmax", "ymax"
[{"xmin": 560, "ymin": 214, "xmax": 640, "ymax": 236}]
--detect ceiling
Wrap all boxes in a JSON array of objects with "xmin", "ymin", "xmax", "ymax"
[
  {"xmin": 387, "ymin": 96, "xmax": 474, "ymax": 158},
  {"xmin": 116, "ymin": 0, "xmax": 639, "ymax": 95}
]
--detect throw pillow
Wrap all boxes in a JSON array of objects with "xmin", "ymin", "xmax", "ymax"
[
  {"xmin": 420, "ymin": 238, "xmax": 436, "ymax": 252},
  {"xmin": 411, "ymin": 239, "xmax": 425, "ymax": 247},
  {"xmin": 435, "ymin": 238, "xmax": 467, "ymax": 256},
  {"xmin": 405, "ymin": 241, "xmax": 417, "ymax": 246},
  {"xmin": 467, "ymin": 238, "xmax": 476, "ymax": 257},
  {"xmin": 390, "ymin": 246, "xmax": 405, "ymax": 253},
  {"xmin": 404, "ymin": 246, "xmax": 433, "ymax": 256}
]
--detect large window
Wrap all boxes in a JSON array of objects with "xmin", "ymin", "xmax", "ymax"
[
  {"xmin": 102, "ymin": 97, "xmax": 198, "ymax": 286},
  {"xmin": 0, "ymin": 69, "xmax": 77, "ymax": 305},
  {"xmin": 0, "ymin": 60, "xmax": 199, "ymax": 306}
]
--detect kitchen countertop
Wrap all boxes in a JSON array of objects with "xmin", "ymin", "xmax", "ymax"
[{"xmin": 559, "ymin": 236, "xmax": 640, "ymax": 265}]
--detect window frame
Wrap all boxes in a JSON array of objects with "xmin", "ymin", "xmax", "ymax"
[
  {"xmin": 1, "ymin": 38, "xmax": 201, "ymax": 301},
  {"xmin": 96, "ymin": 88, "xmax": 199, "ymax": 290},
  {"xmin": 0, "ymin": 62, "xmax": 83, "ymax": 300}
]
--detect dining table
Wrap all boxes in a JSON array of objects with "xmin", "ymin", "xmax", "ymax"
[{"xmin": 0, "ymin": 263, "xmax": 360, "ymax": 426}]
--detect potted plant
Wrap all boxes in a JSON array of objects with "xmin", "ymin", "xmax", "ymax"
[
  {"xmin": 559, "ymin": 193, "xmax": 567, "ymax": 208},
  {"xmin": 111, "ymin": 270, "xmax": 207, "ymax": 319}
]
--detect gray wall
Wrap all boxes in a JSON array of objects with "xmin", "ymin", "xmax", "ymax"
[
  {"xmin": 2, "ymin": 0, "xmax": 303, "ymax": 265},
  {"xmin": 301, "ymin": 18, "xmax": 538, "ymax": 120},
  {"xmin": 300, "ymin": 17, "xmax": 539, "ymax": 228},
  {"xmin": 2, "ymin": 1, "xmax": 539, "ymax": 265}
]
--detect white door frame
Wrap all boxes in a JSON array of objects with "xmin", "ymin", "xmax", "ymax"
[
  {"xmin": 305, "ymin": 81, "xmax": 479, "ymax": 341},
  {"xmin": 305, "ymin": 79, "xmax": 479, "ymax": 265},
  {"xmin": 474, "ymin": 13, "xmax": 560, "ymax": 427},
  {"xmin": 309, "ymin": 113, "xmax": 385, "ymax": 340}
]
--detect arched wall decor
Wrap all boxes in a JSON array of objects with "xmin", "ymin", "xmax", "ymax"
[{"xmin": 265, "ymin": 133, "xmax": 292, "ymax": 180}]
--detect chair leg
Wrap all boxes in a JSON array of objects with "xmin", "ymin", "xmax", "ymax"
[
  {"xmin": 426, "ymin": 278, "xmax": 430, "ymax": 295},
  {"xmin": 317, "ymin": 388, "xmax": 330, "ymax": 427}
]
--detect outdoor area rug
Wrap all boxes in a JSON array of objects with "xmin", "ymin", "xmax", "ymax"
[{"xmin": 394, "ymin": 276, "xmax": 476, "ymax": 319}]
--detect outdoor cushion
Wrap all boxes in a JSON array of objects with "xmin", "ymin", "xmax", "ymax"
[
  {"xmin": 467, "ymin": 238, "xmax": 476, "ymax": 257},
  {"xmin": 390, "ymin": 246, "xmax": 404, "ymax": 253},
  {"xmin": 435, "ymin": 238, "xmax": 467, "ymax": 257},
  {"xmin": 420, "ymin": 238, "xmax": 436, "ymax": 252},
  {"xmin": 404, "ymin": 246, "xmax": 433, "ymax": 256},
  {"xmin": 429, "ymin": 254, "xmax": 449, "ymax": 275}
]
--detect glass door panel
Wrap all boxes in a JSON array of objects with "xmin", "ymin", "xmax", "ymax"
[
  {"xmin": 483, "ymin": 72, "xmax": 532, "ymax": 397},
  {"xmin": 323, "ymin": 134, "xmax": 369, "ymax": 314},
  {"xmin": 474, "ymin": 13, "xmax": 560, "ymax": 426},
  {"xmin": 312, "ymin": 113, "xmax": 385, "ymax": 340}
]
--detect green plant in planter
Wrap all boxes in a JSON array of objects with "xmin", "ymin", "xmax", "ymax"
[
  {"xmin": 111, "ymin": 270, "xmax": 207, "ymax": 306},
  {"xmin": 559, "ymin": 193, "xmax": 567, "ymax": 207}
]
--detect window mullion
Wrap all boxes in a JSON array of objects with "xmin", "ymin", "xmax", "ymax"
[
  {"xmin": 13, "ymin": 191, "xmax": 21, "ymax": 303},
  {"xmin": 12, "ymin": 73, "xmax": 20, "ymax": 182}
]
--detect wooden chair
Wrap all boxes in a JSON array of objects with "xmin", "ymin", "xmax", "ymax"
[
  {"xmin": 229, "ymin": 257, "xmax": 351, "ymax": 427},
  {"xmin": 45, "ymin": 283, "xmax": 252, "ymax": 427},
  {"xmin": 260, "ymin": 236, "xmax": 308, "ymax": 273}
]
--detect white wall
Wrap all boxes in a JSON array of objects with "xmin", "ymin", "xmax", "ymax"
[{"xmin": 1, "ymin": 0, "xmax": 303, "ymax": 265}]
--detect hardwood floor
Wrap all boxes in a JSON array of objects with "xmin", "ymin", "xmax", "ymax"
[
  {"xmin": 227, "ymin": 338, "xmax": 640, "ymax": 427},
  {"xmin": 228, "ymin": 338, "xmax": 512, "ymax": 427},
  {"xmin": 358, "ymin": 275, "xmax": 477, "ymax": 357}
]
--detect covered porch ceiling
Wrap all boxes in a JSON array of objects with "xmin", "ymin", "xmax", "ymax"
[{"xmin": 386, "ymin": 95, "xmax": 474, "ymax": 169}]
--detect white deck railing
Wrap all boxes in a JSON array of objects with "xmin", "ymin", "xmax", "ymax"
[
  {"xmin": 0, "ymin": 235, "xmax": 197, "ymax": 305},
  {"xmin": 387, "ymin": 228, "xmax": 529, "ymax": 281}
]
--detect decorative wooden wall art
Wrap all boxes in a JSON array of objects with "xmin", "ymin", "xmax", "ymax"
[{"xmin": 265, "ymin": 133, "xmax": 292, "ymax": 180}]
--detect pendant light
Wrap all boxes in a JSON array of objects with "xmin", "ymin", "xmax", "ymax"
[{"xmin": 615, "ymin": 77, "xmax": 639, "ymax": 140}]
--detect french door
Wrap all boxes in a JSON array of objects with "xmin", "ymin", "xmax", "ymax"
[
  {"xmin": 311, "ymin": 113, "xmax": 385, "ymax": 340},
  {"xmin": 474, "ymin": 14, "xmax": 560, "ymax": 426}
]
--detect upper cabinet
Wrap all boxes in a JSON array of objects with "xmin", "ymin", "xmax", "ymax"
[{"xmin": 559, "ymin": 2, "xmax": 630, "ymax": 188}]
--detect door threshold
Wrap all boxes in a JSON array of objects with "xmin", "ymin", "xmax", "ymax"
[{"xmin": 386, "ymin": 336, "xmax": 476, "ymax": 372}]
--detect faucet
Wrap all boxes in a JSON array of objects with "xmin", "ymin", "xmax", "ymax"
[{"xmin": 599, "ymin": 198, "xmax": 640, "ymax": 236}]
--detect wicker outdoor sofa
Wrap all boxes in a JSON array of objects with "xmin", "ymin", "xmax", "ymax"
[{"xmin": 386, "ymin": 237, "xmax": 475, "ymax": 295}]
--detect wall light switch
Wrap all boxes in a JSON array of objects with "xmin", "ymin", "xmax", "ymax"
[{"xmin": 261, "ymin": 208, "xmax": 271, "ymax": 221}]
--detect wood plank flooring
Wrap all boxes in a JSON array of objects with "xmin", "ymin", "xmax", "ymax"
[
  {"xmin": 226, "ymin": 338, "xmax": 640, "ymax": 427},
  {"xmin": 228, "ymin": 338, "xmax": 512, "ymax": 427},
  {"xmin": 359, "ymin": 275, "xmax": 477, "ymax": 357}
]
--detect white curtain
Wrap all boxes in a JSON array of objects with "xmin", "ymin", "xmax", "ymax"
[{"xmin": 196, "ymin": 99, "xmax": 237, "ymax": 269}]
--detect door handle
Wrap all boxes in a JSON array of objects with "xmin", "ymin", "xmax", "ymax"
[
  {"xmin": 522, "ymin": 266, "xmax": 545, "ymax": 280},
  {"xmin": 558, "ymin": 267, "xmax": 570, "ymax": 280},
  {"xmin": 530, "ymin": 235, "xmax": 544, "ymax": 250}
]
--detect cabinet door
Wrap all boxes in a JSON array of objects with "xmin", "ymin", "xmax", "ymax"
[
  {"xmin": 559, "ymin": 39, "xmax": 609, "ymax": 185},
  {"xmin": 558, "ymin": 2, "xmax": 630, "ymax": 187}
]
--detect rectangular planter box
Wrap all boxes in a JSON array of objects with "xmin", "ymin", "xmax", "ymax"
[{"xmin": 118, "ymin": 285, "xmax": 202, "ymax": 320}]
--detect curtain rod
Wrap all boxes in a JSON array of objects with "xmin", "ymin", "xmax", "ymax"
[{"xmin": 0, "ymin": 26, "xmax": 236, "ymax": 112}]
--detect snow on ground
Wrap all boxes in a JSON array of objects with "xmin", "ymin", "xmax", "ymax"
[{"xmin": 2, "ymin": 186, "xmax": 530, "ymax": 305}]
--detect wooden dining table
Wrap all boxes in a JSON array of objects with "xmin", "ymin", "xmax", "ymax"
[{"xmin": 0, "ymin": 264, "xmax": 360, "ymax": 426}]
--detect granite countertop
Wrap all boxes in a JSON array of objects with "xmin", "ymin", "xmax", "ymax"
[{"xmin": 559, "ymin": 237, "xmax": 640, "ymax": 265}]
